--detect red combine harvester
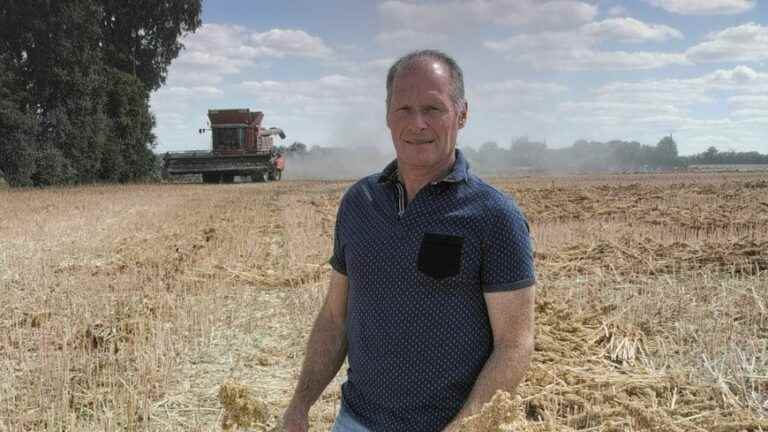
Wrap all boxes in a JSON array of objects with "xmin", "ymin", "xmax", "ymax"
[{"xmin": 161, "ymin": 109, "xmax": 286, "ymax": 183}]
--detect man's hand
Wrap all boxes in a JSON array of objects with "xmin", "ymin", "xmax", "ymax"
[
  {"xmin": 281, "ymin": 405, "xmax": 309, "ymax": 432},
  {"xmin": 442, "ymin": 421, "xmax": 460, "ymax": 432},
  {"xmin": 447, "ymin": 286, "xmax": 535, "ymax": 427},
  {"xmin": 282, "ymin": 270, "xmax": 349, "ymax": 432}
]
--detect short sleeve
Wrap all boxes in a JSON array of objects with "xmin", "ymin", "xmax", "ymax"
[
  {"xmin": 481, "ymin": 199, "xmax": 536, "ymax": 292},
  {"xmin": 329, "ymin": 197, "xmax": 347, "ymax": 275}
]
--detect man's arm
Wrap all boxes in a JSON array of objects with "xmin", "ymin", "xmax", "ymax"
[
  {"xmin": 282, "ymin": 270, "xmax": 349, "ymax": 432},
  {"xmin": 445, "ymin": 285, "xmax": 535, "ymax": 430}
]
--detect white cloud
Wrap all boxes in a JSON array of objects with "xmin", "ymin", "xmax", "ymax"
[
  {"xmin": 677, "ymin": 118, "xmax": 766, "ymax": 148},
  {"xmin": 166, "ymin": 24, "xmax": 334, "ymax": 85},
  {"xmin": 560, "ymin": 101, "xmax": 685, "ymax": 117},
  {"xmin": 730, "ymin": 108, "xmax": 768, "ymax": 119},
  {"xmin": 728, "ymin": 95, "xmax": 768, "ymax": 118},
  {"xmin": 708, "ymin": 64, "xmax": 762, "ymax": 83},
  {"xmin": 551, "ymin": 66, "xmax": 768, "ymax": 152},
  {"xmin": 374, "ymin": 30, "xmax": 448, "ymax": 50},
  {"xmin": 182, "ymin": 24, "xmax": 333, "ymax": 60},
  {"xmin": 596, "ymin": 65, "xmax": 768, "ymax": 97},
  {"xmin": 729, "ymin": 94, "xmax": 768, "ymax": 109},
  {"xmin": 239, "ymin": 75, "xmax": 391, "ymax": 149},
  {"xmin": 485, "ymin": 29, "xmax": 688, "ymax": 70},
  {"xmin": 492, "ymin": 1, "xmax": 599, "ymax": 28},
  {"xmin": 686, "ymin": 23, "xmax": 768, "ymax": 63},
  {"xmin": 607, "ymin": 5, "xmax": 628, "ymax": 16},
  {"xmin": 249, "ymin": 29, "xmax": 334, "ymax": 58},
  {"xmin": 378, "ymin": 0, "xmax": 597, "ymax": 32},
  {"xmin": 478, "ymin": 80, "xmax": 569, "ymax": 94},
  {"xmin": 241, "ymin": 75, "xmax": 382, "ymax": 116},
  {"xmin": 583, "ymin": 18, "xmax": 684, "ymax": 43},
  {"xmin": 473, "ymin": 79, "xmax": 569, "ymax": 110},
  {"xmin": 644, "ymin": 0, "xmax": 756, "ymax": 15},
  {"xmin": 484, "ymin": 16, "xmax": 686, "ymax": 70},
  {"xmin": 362, "ymin": 58, "xmax": 396, "ymax": 73},
  {"xmin": 158, "ymin": 86, "xmax": 224, "ymax": 98}
]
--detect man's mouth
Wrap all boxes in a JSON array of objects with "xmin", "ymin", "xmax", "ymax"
[{"xmin": 405, "ymin": 139, "xmax": 435, "ymax": 145}]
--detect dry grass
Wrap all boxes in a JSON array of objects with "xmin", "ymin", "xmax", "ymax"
[{"xmin": 0, "ymin": 171, "xmax": 766, "ymax": 431}]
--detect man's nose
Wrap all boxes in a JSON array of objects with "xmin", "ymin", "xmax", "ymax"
[{"xmin": 407, "ymin": 111, "xmax": 428, "ymax": 131}]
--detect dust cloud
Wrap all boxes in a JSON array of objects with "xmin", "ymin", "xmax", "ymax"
[
  {"xmin": 282, "ymin": 146, "xmax": 394, "ymax": 181},
  {"xmin": 282, "ymin": 116, "xmax": 394, "ymax": 181}
]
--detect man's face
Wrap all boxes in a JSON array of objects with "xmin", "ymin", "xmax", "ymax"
[{"xmin": 386, "ymin": 60, "xmax": 467, "ymax": 171}]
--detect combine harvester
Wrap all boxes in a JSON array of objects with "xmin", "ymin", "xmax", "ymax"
[{"xmin": 162, "ymin": 109, "xmax": 286, "ymax": 183}]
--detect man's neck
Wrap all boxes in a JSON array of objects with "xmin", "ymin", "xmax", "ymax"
[{"xmin": 397, "ymin": 154, "xmax": 456, "ymax": 203}]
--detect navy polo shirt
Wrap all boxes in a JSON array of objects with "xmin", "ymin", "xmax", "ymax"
[{"xmin": 330, "ymin": 149, "xmax": 535, "ymax": 432}]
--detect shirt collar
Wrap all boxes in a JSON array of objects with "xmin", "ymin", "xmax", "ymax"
[{"xmin": 377, "ymin": 149, "xmax": 470, "ymax": 185}]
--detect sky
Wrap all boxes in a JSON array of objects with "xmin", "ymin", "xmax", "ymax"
[{"xmin": 150, "ymin": 0, "xmax": 768, "ymax": 156}]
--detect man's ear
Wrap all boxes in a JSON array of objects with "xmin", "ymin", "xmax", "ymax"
[{"xmin": 458, "ymin": 101, "xmax": 468, "ymax": 129}]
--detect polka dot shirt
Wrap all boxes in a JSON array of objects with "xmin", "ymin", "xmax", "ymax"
[{"xmin": 329, "ymin": 149, "xmax": 536, "ymax": 432}]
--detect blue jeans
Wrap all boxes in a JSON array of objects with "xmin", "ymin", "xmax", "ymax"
[{"xmin": 331, "ymin": 403, "xmax": 371, "ymax": 432}]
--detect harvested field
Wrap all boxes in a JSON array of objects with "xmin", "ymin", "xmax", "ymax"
[{"xmin": 0, "ymin": 171, "xmax": 766, "ymax": 431}]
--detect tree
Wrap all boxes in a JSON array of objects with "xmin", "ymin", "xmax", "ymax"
[
  {"xmin": 100, "ymin": 0, "xmax": 202, "ymax": 90},
  {"xmin": 100, "ymin": 69, "xmax": 157, "ymax": 181},
  {"xmin": 479, "ymin": 141, "xmax": 499, "ymax": 153},
  {"xmin": 613, "ymin": 140, "xmax": 643, "ymax": 168},
  {"xmin": 704, "ymin": 146, "xmax": 719, "ymax": 162},
  {"xmin": 0, "ymin": 0, "xmax": 202, "ymax": 186},
  {"xmin": 510, "ymin": 137, "xmax": 546, "ymax": 167},
  {"xmin": 656, "ymin": 136, "xmax": 679, "ymax": 166},
  {"xmin": 288, "ymin": 141, "xmax": 308, "ymax": 155},
  {"xmin": 0, "ymin": 57, "xmax": 36, "ymax": 186},
  {"xmin": 0, "ymin": 102, "xmax": 37, "ymax": 186}
]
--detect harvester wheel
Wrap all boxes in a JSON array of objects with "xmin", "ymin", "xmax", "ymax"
[
  {"xmin": 253, "ymin": 171, "xmax": 268, "ymax": 183},
  {"xmin": 221, "ymin": 174, "xmax": 235, "ymax": 184},
  {"xmin": 161, "ymin": 165, "xmax": 169, "ymax": 181},
  {"xmin": 202, "ymin": 173, "xmax": 220, "ymax": 184}
]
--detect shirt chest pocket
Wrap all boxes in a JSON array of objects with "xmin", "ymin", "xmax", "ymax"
[{"xmin": 417, "ymin": 233, "xmax": 464, "ymax": 280}]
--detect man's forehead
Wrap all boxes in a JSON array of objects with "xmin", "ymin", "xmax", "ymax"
[
  {"xmin": 392, "ymin": 60, "xmax": 451, "ymax": 89},
  {"xmin": 428, "ymin": 60, "xmax": 448, "ymax": 76},
  {"xmin": 399, "ymin": 58, "xmax": 448, "ymax": 77}
]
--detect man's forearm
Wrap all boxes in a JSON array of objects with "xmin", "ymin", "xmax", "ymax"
[
  {"xmin": 449, "ymin": 338, "xmax": 534, "ymax": 426},
  {"xmin": 287, "ymin": 308, "xmax": 348, "ymax": 411}
]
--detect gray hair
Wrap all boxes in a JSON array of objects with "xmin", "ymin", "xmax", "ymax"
[{"xmin": 385, "ymin": 49, "xmax": 466, "ymax": 111}]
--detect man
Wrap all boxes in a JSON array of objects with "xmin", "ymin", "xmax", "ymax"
[
  {"xmin": 273, "ymin": 152, "xmax": 285, "ymax": 180},
  {"xmin": 282, "ymin": 49, "xmax": 536, "ymax": 432}
]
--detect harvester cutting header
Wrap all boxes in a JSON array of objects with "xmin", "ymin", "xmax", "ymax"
[{"xmin": 161, "ymin": 109, "xmax": 286, "ymax": 183}]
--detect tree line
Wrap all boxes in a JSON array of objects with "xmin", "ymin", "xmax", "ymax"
[
  {"xmin": 0, "ymin": 0, "xmax": 201, "ymax": 187},
  {"xmin": 278, "ymin": 136, "xmax": 767, "ymax": 178},
  {"xmin": 463, "ymin": 137, "xmax": 767, "ymax": 173},
  {"xmin": 463, "ymin": 136, "xmax": 683, "ymax": 173},
  {"xmin": 681, "ymin": 146, "xmax": 768, "ymax": 165}
]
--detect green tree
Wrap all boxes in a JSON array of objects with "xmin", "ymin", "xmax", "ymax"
[
  {"xmin": 100, "ymin": 0, "xmax": 202, "ymax": 90},
  {"xmin": 0, "ymin": 103, "xmax": 37, "ymax": 186},
  {"xmin": 288, "ymin": 141, "xmax": 308, "ymax": 155},
  {"xmin": 656, "ymin": 136, "xmax": 679, "ymax": 166},
  {"xmin": 657, "ymin": 136, "xmax": 677, "ymax": 155},
  {"xmin": 0, "ymin": 0, "xmax": 201, "ymax": 186},
  {"xmin": 0, "ymin": 57, "xmax": 38, "ymax": 186},
  {"xmin": 101, "ymin": 69, "xmax": 157, "ymax": 181},
  {"xmin": 510, "ymin": 137, "xmax": 546, "ymax": 166},
  {"xmin": 704, "ymin": 146, "xmax": 719, "ymax": 162}
]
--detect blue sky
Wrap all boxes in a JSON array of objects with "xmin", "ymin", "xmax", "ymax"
[{"xmin": 150, "ymin": 0, "xmax": 768, "ymax": 156}]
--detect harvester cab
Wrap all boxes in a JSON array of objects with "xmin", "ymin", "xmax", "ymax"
[{"xmin": 206, "ymin": 109, "xmax": 285, "ymax": 155}]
